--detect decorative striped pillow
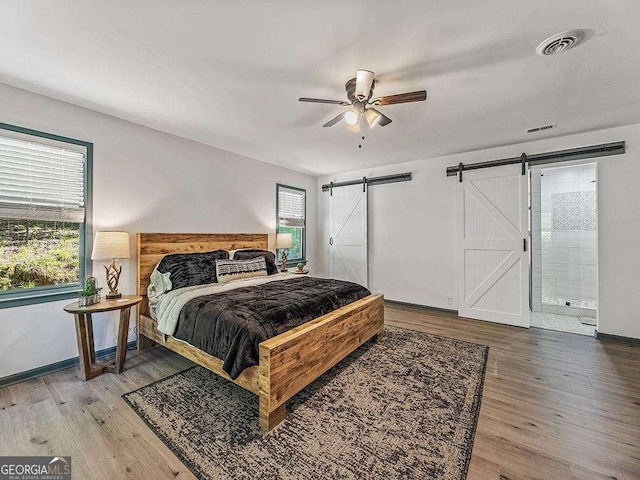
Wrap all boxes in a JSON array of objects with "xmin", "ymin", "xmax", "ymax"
[{"xmin": 215, "ymin": 257, "xmax": 268, "ymax": 284}]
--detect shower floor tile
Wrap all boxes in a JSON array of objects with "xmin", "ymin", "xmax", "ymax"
[
  {"xmin": 542, "ymin": 296, "xmax": 597, "ymax": 310},
  {"xmin": 530, "ymin": 311, "xmax": 596, "ymax": 336}
]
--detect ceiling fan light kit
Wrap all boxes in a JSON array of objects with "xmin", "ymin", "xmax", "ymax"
[
  {"xmin": 364, "ymin": 108, "xmax": 382, "ymax": 128},
  {"xmin": 344, "ymin": 110, "xmax": 359, "ymax": 126},
  {"xmin": 299, "ymin": 69, "xmax": 427, "ymax": 132}
]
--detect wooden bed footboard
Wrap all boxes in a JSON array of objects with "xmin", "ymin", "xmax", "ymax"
[
  {"xmin": 258, "ymin": 293, "xmax": 384, "ymax": 430},
  {"xmin": 136, "ymin": 233, "xmax": 385, "ymax": 431}
]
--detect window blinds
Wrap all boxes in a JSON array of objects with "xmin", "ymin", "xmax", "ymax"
[
  {"xmin": 0, "ymin": 135, "xmax": 86, "ymax": 223},
  {"xmin": 278, "ymin": 186, "xmax": 305, "ymax": 227}
]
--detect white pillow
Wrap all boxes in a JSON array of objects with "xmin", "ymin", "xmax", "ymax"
[
  {"xmin": 148, "ymin": 267, "xmax": 172, "ymax": 298},
  {"xmin": 215, "ymin": 257, "xmax": 268, "ymax": 284},
  {"xmin": 147, "ymin": 267, "xmax": 172, "ymax": 318}
]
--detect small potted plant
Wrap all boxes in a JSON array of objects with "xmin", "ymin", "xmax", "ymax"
[
  {"xmin": 296, "ymin": 262, "xmax": 305, "ymax": 272},
  {"xmin": 78, "ymin": 277, "xmax": 101, "ymax": 307}
]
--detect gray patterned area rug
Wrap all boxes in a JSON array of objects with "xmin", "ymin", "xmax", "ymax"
[{"xmin": 123, "ymin": 326, "xmax": 488, "ymax": 480}]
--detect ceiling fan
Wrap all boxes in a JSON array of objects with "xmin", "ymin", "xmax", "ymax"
[{"xmin": 299, "ymin": 69, "xmax": 427, "ymax": 131}]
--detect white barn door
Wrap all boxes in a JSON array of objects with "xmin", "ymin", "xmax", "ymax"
[
  {"xmin": 458, "ymin": 165, "xmax": 529, "ymax": 327},
  {"xmin": 329, "ymin": 185, "xmax": 368, "ymax": 287}
]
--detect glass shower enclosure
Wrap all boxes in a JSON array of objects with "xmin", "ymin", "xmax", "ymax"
[{"xmin": 531, "ymin": 163, "xmax": 597, "ymax": 321}]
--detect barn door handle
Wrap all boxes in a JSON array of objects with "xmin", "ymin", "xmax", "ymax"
[
  {"xmin": 523, "ymin": 238, "xmax": 527, "ymax": 252},
  {"xmin": 329, "ymin": 237, "xmax": 333, "ymax": 246}
]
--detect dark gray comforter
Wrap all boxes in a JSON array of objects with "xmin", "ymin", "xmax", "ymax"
[{"xmin": 172, "ymin": 277, "xmax": 371, "ymax": 379}]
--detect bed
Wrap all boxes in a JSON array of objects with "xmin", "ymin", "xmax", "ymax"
[{"xmin": 136, "ymin": 233, "xmax": 384, "ymax": 431}]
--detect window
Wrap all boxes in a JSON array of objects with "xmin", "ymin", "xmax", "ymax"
[
  {"xmin": 0, "ymin": 123, "xmax": 92, "ymax": 308},
  {"xmin": 276, "ymin": 184, "xmax": 306, "ymax": 265}
]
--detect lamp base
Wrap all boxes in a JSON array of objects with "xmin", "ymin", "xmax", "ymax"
[
  {"xmin": 280, "ymin": 251, "xmax": 289, "ymax": 273},
  {"xmin": 103, "ymin": 260, "xmax": 123, "ymax": 301}
]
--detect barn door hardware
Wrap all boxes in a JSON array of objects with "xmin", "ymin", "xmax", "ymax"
[
  {"xmin": 322, "ymin": 172, "xmax": 411, "ymax": 192},
  {"xmin": 446, "ymin": 141, "xmax": 625, "ymax": 178}
]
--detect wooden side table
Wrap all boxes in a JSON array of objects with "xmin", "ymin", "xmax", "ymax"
[{"xmin": 64, "ymin": 295, "xmax": 142, "ymax": 381}]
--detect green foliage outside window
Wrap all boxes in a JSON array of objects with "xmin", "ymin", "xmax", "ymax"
[
  {"xmin": 0, "ymin": 220, "xmax": 80, "ymax": 291},
  {"xmin": 277, "ymin": 226, "xmax": 304, "ymax": 262}
]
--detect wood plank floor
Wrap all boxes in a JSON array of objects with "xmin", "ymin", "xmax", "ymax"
[{"xmin": 1, "ymin": 304, "xmax": 639, "ymax": 479}]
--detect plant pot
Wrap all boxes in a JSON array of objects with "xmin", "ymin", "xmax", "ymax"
[
  {"xmin": 297, "ymin": 265, "xmax": 304, "ymax": 272},
  {"xmin": 78, "ymin": 293, "xmax": 101, "ymax": 307}
]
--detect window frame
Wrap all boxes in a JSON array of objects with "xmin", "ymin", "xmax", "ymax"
[
  {"xmin": 0, "ymin": 122, "xmax": 93, "ymax": 309},
  {"xmin": 276, "ymin": 183, "xmax": 306, "ymax": 266}
]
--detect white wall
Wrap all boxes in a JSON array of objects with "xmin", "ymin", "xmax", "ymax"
[
  {"xmin": 319, "ymin": 123, "xmax": 640, "ymax": 339},
  {"xmin": 0, "ymin": 83, "xmax": 318, "ymax": 378}
]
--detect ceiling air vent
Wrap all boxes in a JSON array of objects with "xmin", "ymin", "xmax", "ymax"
[
  {"xmin": 536, "ymin": 30, "xmax": 584, "ymax": 56},
  {"xmin": 526, "ymin": 123, "xmax": 556, "ymax": 134}
]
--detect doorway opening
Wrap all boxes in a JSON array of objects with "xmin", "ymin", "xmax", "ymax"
[{"xmin": 530, "ymin": 163, "xmax": 597, "ymax": 336}]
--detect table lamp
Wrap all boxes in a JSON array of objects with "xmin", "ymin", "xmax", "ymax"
[
  {"xmin": 276, "ymin": 233, "xmax": 293, "ymax": 272},
  {"xmin": 91, "ymin": 231, "xmax": 130, "ymax": 299}
]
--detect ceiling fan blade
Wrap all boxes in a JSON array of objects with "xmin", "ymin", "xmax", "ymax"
[
  {"xmin": 373, "ymin": 90, "xmax": 427, "ymax": 106},
  {"xmin": 355, "ymin": 70, "xmax": 375, "ymax": 101},
  {"xmin": 366, "ymin": 108, "xmax": 392, "ymax": 127},
  {"xmin": 322, "ymin": 112, "xmax": 345, "ymax": 127},
  {"xmin": 299, "ymin": 97, "xmax": 349, "ymax": 106}
]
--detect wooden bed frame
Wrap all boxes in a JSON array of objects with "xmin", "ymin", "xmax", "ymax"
[{"xmin": 136, "ymin": 233, "xmax": 384, "ymax": 431}]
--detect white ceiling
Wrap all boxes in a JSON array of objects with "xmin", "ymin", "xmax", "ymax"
[{"xmin": 1, "ymin": 1, "xmax": 639, "ymax": 176}]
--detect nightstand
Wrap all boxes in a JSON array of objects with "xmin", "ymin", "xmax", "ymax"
[{"xmin": 63, "ymin": 295, "xmax": 142, "ymax": 380}]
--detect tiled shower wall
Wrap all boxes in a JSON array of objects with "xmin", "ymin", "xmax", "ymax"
[{"xmin": 531, "ymin": 164, "xmax": 597, "ymax": 315}]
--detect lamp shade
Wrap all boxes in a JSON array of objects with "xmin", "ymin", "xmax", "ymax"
[
  {"xmin": 91, "ymin": 231, "xmax": 131, "ymax": 260},
  {"xmin": 365, "ymin": 108, "xmax": 382, "ymax": 128},
  {"xmin": 276, "ymin": 233, "xmax": 293, "ymax": 249}
]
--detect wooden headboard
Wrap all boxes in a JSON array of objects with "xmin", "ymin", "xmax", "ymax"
[{"xmin": 137, "ymin": 233, "xmax": 269, "ymax": 301}]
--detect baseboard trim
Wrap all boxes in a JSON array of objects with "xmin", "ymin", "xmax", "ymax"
[
  {"xmin": 0, "ymin": 341, "xmax": 137, "ymax": 389},
  {"xmin": 595, "ymin": 330, "xmax": 640, "ymax": 345},
  {"xmin": 384, "ymin": 299, "xmax": 458, "ymax": 316}
]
